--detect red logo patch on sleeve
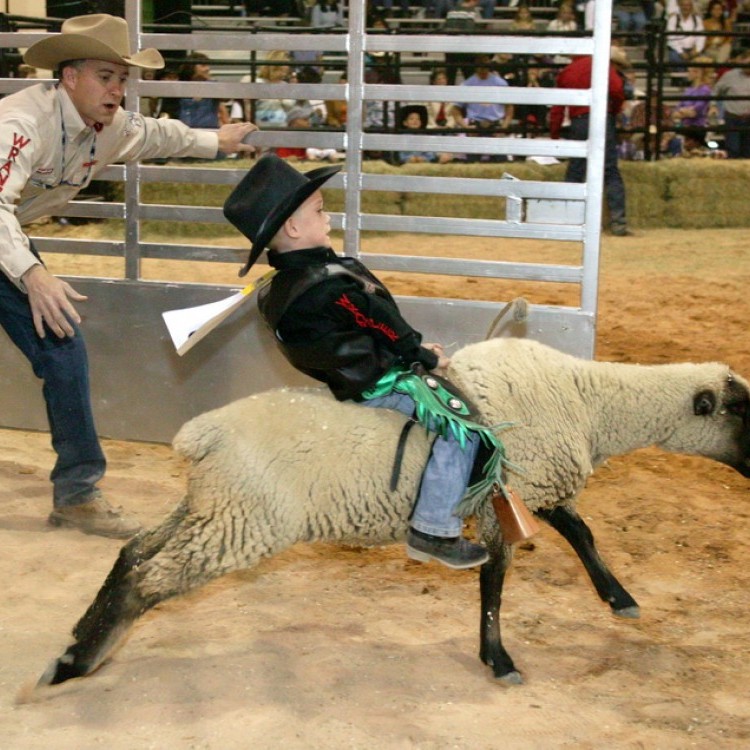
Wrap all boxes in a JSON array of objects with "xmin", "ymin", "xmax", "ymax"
[
  {"xmin": 0, "ymin": 132, "xmax": 31, "ymax": 193},
  {"xmin": 335, "ymin": 293, "xmax": 399, "ymax": 341}
]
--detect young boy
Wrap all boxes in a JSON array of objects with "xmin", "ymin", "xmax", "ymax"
[{"xmin": 223, "ymin": 155, "xmax": 489, "ymax": 569}]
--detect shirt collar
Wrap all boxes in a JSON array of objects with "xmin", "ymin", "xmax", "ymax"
[
  {"xmin": 57, "ymin": 85, "xmax": 99, "ymax": 140},
  {"xmin": 267, "ymin": 246, "xmax": 338, "ymax": 270}
]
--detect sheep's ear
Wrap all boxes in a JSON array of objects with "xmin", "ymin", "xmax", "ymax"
[{"xmin": 693, "ymin": 390, "xmax": 716, "ymax": 416}]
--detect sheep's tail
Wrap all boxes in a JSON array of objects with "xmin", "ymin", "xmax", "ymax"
[
  {"xmin": 173, "ymin": 412, "xmax": 225, "ymax": 461},
  {"xmin": 484, "ymin": 297, "xmax": 528, "ymax": 340}
]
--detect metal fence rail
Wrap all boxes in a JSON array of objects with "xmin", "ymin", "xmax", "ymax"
[{"xmin": 0, "ymin": 0, "xmax": 614, "ymax": 442}]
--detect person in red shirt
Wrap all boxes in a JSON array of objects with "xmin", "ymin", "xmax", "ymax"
[{"xmin": 549, "ymin": 47, "xmax": 632, "ymax": 236}]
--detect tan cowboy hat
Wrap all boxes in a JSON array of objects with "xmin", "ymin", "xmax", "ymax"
[
  {"xmin": 23, "ymin": 14, "xmax": 164, "ymax": 71},
  {"xmin": 610, "ymin": 46, "xmax": 632, "ymax": 70}
]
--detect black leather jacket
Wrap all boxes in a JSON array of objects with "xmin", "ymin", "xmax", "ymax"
[{"xmin": 258, "ymin": 246, "xmax": 439, "ymax": 400}]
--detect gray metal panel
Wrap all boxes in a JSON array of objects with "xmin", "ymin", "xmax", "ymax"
[{"xmin": 0, "ymin": 279, "xmax": 592, "ymax": 444}]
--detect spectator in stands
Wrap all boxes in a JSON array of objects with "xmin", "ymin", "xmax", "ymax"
[
  {"xmin": 296, "ymin": 65, "xmax": 328, "ymax": 126},
  {"xmin": 666, "ymin": 0, "xmax": 706, "ymax": 68},
  {"xmin": 367, "ymin": 0, "xmax": 411, "ymax": 18},
  {"xmin": 249, "ymin": 50, "xmax": 296, "ymax": 128},
  {"xmin": 703, "ymin": 0, "xmax": 736, "ymax": 63},
  {"xmin": 672, "ymin": 57, "xmax": 715, "ymax": 127},
  {"xmin": 510, "ymin": 4, "xmax": 537, "ymax": 32},
  {"xmin": 549, "ymin": 47, "xmax": 632, "ymax": 236},
  {"xmin": 425, "ymin": 0, "xmax": 453, "ymax": 17},
  {"xmin": 177, "ymin": 53, "xmax": 230, "ymax": 130},
  {"xmin": 676, "ymin": 126, "xmax": 728, "ymax": 157},
  {"xmin": 449, "ymin": 54, "xmax": 514, "ymax": 162},
  {"xmin": 325, "ymin": 72, "xmax": 348, "ymax": 128},
  {"xmin": 712, "ymin": 47, "xmax": 750, "ymax": 158},
  {"xmin": 443, "ymin": 2, "xmax": 483, "ymax": 84},
  {"xmin": 276, "ymin": 106, "xmax": 343, "ymax": 161},
  {"xmin": 310, "ymin": 1, "xmax": 345, "ymax": 27},
  {"xmin": 628, "ymin": 92, "xmax": 675, "ymax": 159},
  {"xmin": 151, "ymin": 66, "xmax": 181, "ymax": 120},
  {"xmin": 276, "ymin": 107, "xmax": 310, "ymax": 159},
  {"xmin": 397, "ymin": 104, "xmax": 440, "ymax": 164},
  {"xmin": 547, "ymin": 2, "xmax": 579, "ymax": 65},
  {"xmin": 244, "ymin": 0, "xmax": 298, "ymax": 14},
  {"xmin": 363, "ymin": 64, "xmax": 399, "ymax": 133},
  {"xmin": 547, "ymin": 2, "xmax": 579, "ymax": 32},
  {"xmin": 425, "ymin": 68, "xmax": 459, "ymax": 129},
  {"xmin": 139, "ymin": 67, "xmax": 158, "ymax": 118},
  {"xmin": 613, "ymin": 1, "xmax": 649, "ymax": 43},
  {"xmin": 515, "ymin": 56, "xmax": 556, "ymax": 135}
]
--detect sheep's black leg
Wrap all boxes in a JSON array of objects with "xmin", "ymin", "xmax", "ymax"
[
  {"xmin": 479, "ymin": 542, "xmax": 522, "ymax": 683},
  {"xmin": 38, "ymin": 537, "xmax": 155, "ymax": 686},
  {"xmin": 536, "ymin": 506, "xmax": 640, "ymax": 618},
  {"xmin": 38, "ymin": 501, "xmax": 190, "ymax": 687}
]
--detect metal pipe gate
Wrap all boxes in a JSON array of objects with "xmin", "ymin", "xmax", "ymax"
[{"xmin": 0, "ymin": 0, "xmax": 613, "ymax": 442}]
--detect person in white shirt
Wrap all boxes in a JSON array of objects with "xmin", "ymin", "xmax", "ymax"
[
  {"xmin": 666, "ymin": 0, "xmax": 706, "ymax": 66},
  {"xmin": 0, "ymin": 14, "xmax": 256, "ymax": 538}
]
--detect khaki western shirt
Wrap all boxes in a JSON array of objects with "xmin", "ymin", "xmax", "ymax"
[{"xmin": 0, "ymin": 83, "xmax": 218, "ymax": 289}]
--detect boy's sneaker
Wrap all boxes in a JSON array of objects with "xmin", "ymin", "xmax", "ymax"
[
  {"xmin": 406, "ymin": 528, "xmax": 489, "ymax": 570},
  {"xmin": 48, "ymin": 494, "xmax": 141, "ymax": 539}
]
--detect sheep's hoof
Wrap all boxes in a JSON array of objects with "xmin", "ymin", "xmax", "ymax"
[
  {"xmin": 613, "ymin": 605, "xmax": 640, "ymax": 619},
  {"xmin": 36, "ymin": 653, "xmax": 84, "ymax": 687},
  {"xmin": 495, "ymin": 670, "xmax": 524, "ymax": 685}
]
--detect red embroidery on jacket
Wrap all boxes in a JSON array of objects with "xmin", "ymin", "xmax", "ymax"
[
  {"xmin": 0, "ymin": 132, "xmax": 31, "ymax": 193},
  {"xmin": 335, "ymin": 293, "xmax": 399, "ymax": 341}
]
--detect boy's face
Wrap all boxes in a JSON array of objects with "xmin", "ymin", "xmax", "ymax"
[
  {"xmin": 404, "ymin": 112, "xmax": 422, "ymax": 129},
  {"xmin": 286, "ymin": 189, "xmax": 331, "ymax": 248}
]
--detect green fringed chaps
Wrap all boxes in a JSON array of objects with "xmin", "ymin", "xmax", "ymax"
[{"xmin": 362, "ymin": 366, "xmax": 520, "ymax": 518}]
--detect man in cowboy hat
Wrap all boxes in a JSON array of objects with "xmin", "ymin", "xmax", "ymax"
[
  {"xmin": 223, "ymin": 155, "xmax": 501, "ymax": 570},
  {"xmin": 549, "ymin": 46, "xmax": 633, "ymax": 237},
  {"xmin": 0, "ymin": 14, "xmax": 257, "ymax": 538}
]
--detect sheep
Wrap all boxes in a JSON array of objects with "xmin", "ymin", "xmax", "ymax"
[{"xmin": 35, "ymin": 337, "xmax": 750, "ymax": 689}]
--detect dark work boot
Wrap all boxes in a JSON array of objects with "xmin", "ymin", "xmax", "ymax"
[
  {"xmin": 611, "ymin": 223, "xmax": 633, "ymax": 237},
  {"xmin": 406, "ymin": 528, "xmax": 489, "ymax": 570}
]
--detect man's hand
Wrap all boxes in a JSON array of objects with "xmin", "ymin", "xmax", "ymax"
[
  {"xmin": 217, "ymin": 122, "xmax": 259, "ymax": 155},
  {"xmin": 22, "ymin": 265, "xmax": 87, "ymax": 339}
]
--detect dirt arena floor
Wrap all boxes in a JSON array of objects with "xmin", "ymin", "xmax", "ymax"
[{"xmin": 1, "ymin": 227, "xmax": 749, "ymax": 749}]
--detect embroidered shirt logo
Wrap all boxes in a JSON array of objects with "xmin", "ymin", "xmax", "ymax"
[
  {"xmin": 0, "ymin": 132, "xmax": 31, "ymax": 193},
  {"xmin": 335, "ymin": 293, "xmax": 398, "ymax": 341}
]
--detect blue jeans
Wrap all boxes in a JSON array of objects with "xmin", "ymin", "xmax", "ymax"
[
  {"xmin": 0, "ymin": 272, "xmax": 105, "ymax": 508},
  {"xmin": 565, "ymin": 113, "xmax": 627, "ymax": 228},
  {"xmin": 724, "ymin": 113, "xmax": 750, "ymax": 159},
  {"xmin": 362, "ymin": 392, "xmax": 479, "ymax": 537},
  {"xmin": 616, "ymin": 10, "xmax": 647, "ymax": 33}
]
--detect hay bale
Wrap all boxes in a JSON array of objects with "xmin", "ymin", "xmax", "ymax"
[{"xmin": 127, "ymin": 158, "xmax": 750, "ymax": 231}]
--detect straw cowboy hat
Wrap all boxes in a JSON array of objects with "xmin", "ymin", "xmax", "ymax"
[
  {"xmin": 610, "ymin": 46, "xmax": 631, "ymax": 70},
  {"xmin": 224, "ymin": 155, "xmax": 340, "ymax": 277},
  {"xmin": 23, "ymin": 14, "xmax": 164, "ymax": 71}
]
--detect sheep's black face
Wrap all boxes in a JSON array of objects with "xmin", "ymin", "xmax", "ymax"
[{"xmin": 695, "ymin": 375, "xmax": 750, "ymax": 478}]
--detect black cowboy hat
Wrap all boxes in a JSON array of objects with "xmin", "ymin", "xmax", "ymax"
[
  {"xmin": 681, "ymin": 127, "xmax": 708, "ymax": 149},
  {"xmin": 223, "ymin": 154, "xmax": 340, "ymax": 277},
  {"xmin": 398, "ymin": 104, "xmax": 429, "ymax": 129}
]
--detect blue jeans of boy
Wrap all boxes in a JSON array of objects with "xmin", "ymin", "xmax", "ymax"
[
  {"xmin": 363, "ymin": 391, "xmax": 479, "ymax": 537},
  {"xmin": 0, "ymin": 272, "xmax": 106, "ymax": 508}
]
